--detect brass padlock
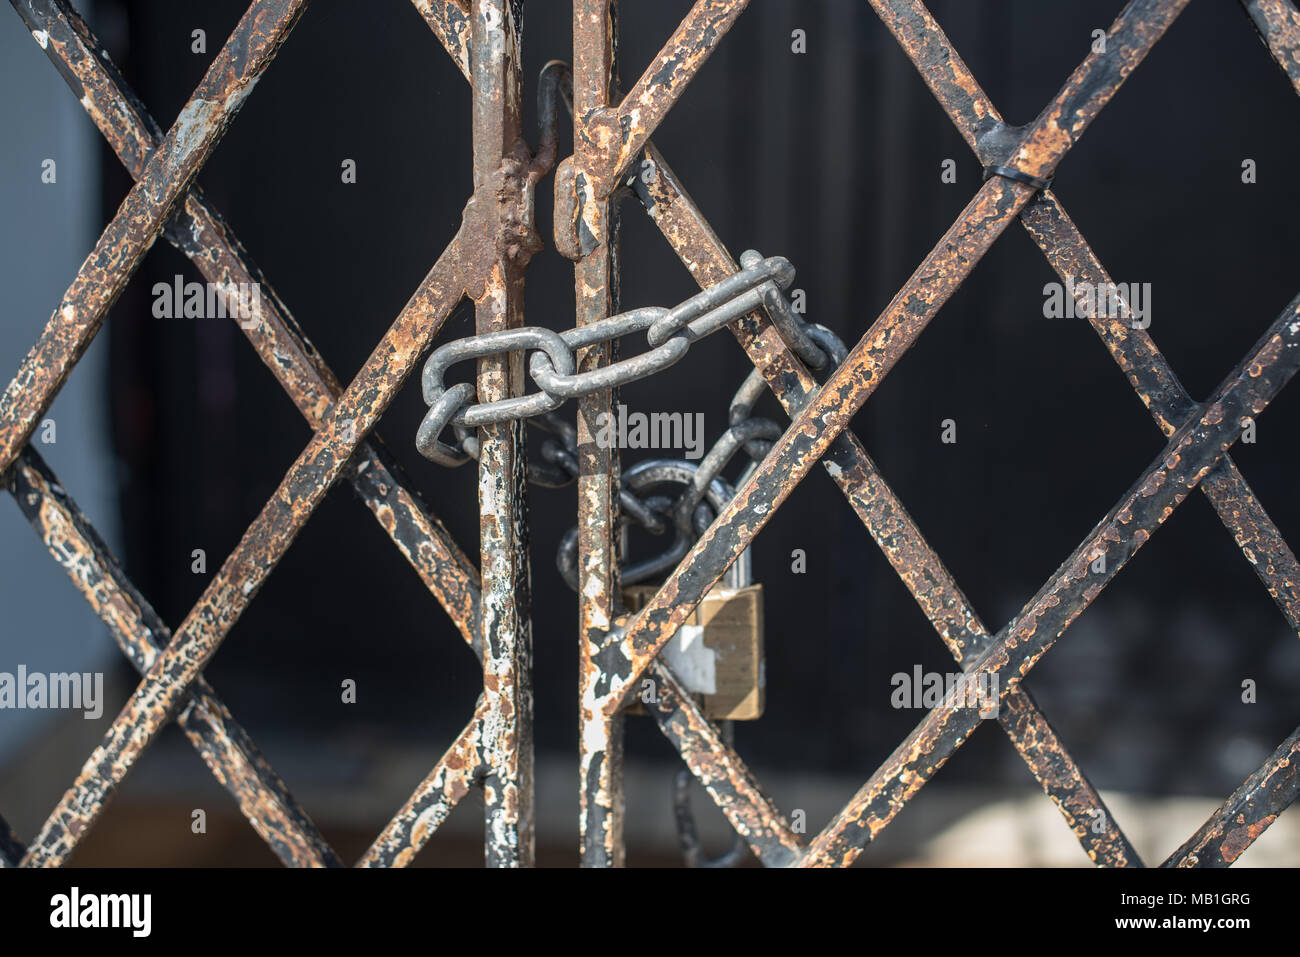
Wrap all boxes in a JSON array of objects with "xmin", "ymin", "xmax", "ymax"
[{"xmin": 622, "ymin": 581, "xmax": 765, "ymax": 720}]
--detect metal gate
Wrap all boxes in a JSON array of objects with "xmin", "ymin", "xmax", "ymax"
[{"xmin": 2, "ymin": 0, "xmax": 1299, "ymax": 868}]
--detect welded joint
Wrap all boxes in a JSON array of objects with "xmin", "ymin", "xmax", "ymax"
[
  {"xmin": 973, "ymin": 118, "xmax": 1025, "ymax": 167},
  {"xmin": 975, "ymin": 120, "xmax": 1054, "ymax": 190},
  {"xmin": 457, "ymin": 60, "xmax": 568, "ymax": 290},
  {"xmin": 459, "ymin": 141, "xmax": 544, "ymax": 301}
]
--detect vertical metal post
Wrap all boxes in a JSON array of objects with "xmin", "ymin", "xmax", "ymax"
[
  {"xmin": 574, "ymin": 0, "xmax": 626, "ymax": 867},
  {"xmin": 471, "ymin": 0, "xmax": 535, "ymax": 868}
]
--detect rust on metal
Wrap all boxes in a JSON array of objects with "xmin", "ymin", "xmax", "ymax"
[
  {"xmin": 1243, "ymin": 0, "xmax": 1300, "ymax": 94},
  {"xmin": 358, "ymin": 700, "xmax": 488, "ymax": 867},
  {"xmin": 17, "ymin": 0, "xmax": 483, "ymax": 652},
  {"xmin": 603, "ymin": 0, "xmax": 1190, "ymax": 713},
  {"xmin": 1163, "ymin": 725, "xmax": 1299, "ymax": 867},
  {"xmin": 471, "ymin": 0, "xmax": 537, "ymax": 869},
  {"xmin": 8, "ymin": 448, "xmax": 339, "ymax": 867},
  {"xmin": 4, "ymin": 0, "xmax": 1298, "ymax": 871},
  {"xmin": 0, "ymin": 0, "xmax": 309, "ymax": 475},
  {"xmin": 21, "ymin": 223, "xmax": 472, "ymax": 866},
  {"xmin": 878, "ymin": 0, "xmax": 1300, "ymax": 641},
  {"xmin": 631, "ymin": 142, "xmax": 1138, "ymax": 866},
  {"xmin": 581, "ymin": 0, "xmax": 750, "ymax": 198},
  {"xmin": 574, "ymin": 0, "xmax": 626, "ymax": 868},
  {"xmin": 413, "ymin": 0, "xmax": 472, "ymax": 80},
  {"xmin": 645, "ymin": 661, "xmax": 802, "ymax": 866},
  {"xmin": 800, "ymin": 294, "xmax": 1300, "ymax": 867}
]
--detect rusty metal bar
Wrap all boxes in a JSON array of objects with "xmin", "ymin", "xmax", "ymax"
[
  {"xmin": 645, "ymin": 661, "xmax": 803, "ymax": 866},
  {"xmin": 604, "ymin": 171, "xmax": 1027, "ymax": 712},
  {"xmin": 0, "ymin": 0, "xmax": 308, "ymax": 476},
  {"xmin": 604, "ymin": 0, "xmax": 1189, "ymax": 714},
  {"xmin": 7, "ymin": 0, "xmax": 494, "ymax": 872},
  {"xmin": 1, "ymin": 0, "xmax": 1292, "ymax": 871},
  {"xmin": 1022, "ymin": 198, "xmax": 1300, "ymax": 635},
  {"xmin": 874, "ymin": 0, "xmax": 1300, "ymax": 642},
  {"xmin": 632, "ymin": 144, "xmax": 985, "ymax": 656},
  {"xmin": 631, "ymin": 143, "xmax": 1139, "ymax": 867},
  {"xmin": 395, "ymin": 15, "xmax": 801, "ymax": 879},
  {"xmin": 1242, "ymin": 0, "xmax": 1300, "ymax": 94},
  {"xmin": 14, "ymin": 0, "xmax": 483, "ymax": 652},
  {"xmin": 802, "ymin": 292, "xmax": 1300, "ymax": 866},
  {"xmin": 572, "ymin": 0, "xmax": 627, "ymax": 869},
  {"xmin": 470, "ymin": 0, "xmax": 535, "ymax": 869},
  {"xmin": 1162, "ymin": 724, "xmax": 1300, "ymax": 867},
  {"xmin": 357, "ymin": 700, "xmax": 487, "ymax": 867},
  {"xmin": 413, "ymin": 0, "xmax": 472, "ymax": 80},
  {"xmin": 8, "ymin": 447, "xmax": 339, "ymax": 867},
  {"xmin": 583, "ymin": 0, "xmax": 750, "ymax": 198},
  {"xmin": 20, "ymin": 220, "xmax": 472, "ymax": 866}
]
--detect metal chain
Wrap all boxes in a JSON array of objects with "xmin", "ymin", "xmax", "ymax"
[
  {"xmin": 415, "ymin": 246, "xmax": 846, "ymax": 867},
  {"xmin": 415, "ymin": 249, "xmax": 836, "ymax": 466},
  {"xmin": 414, "ymin": 252, "xmax": 847, "ymax": 591}
]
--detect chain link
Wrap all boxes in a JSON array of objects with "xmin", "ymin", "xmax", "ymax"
[
  {"xmin": 415, "ymin": 250, "xmax": 832, "ymax": 466},
  {"xmin": 546, "ymin": 331, "xmax": 845, "ymax": 594},
  {"xmin": 412, "ymin": 250, "xmax": 847, "ymax": 588}
]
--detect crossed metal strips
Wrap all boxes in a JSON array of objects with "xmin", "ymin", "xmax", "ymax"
[
  {"xmin": 2, "ymin": 0, "xmax": 1297, "ymax": 869},
  {"xmin": 570, "ymin": 0, "xmax": 1300, "ymax": 868},
  {"xmin": 548, "ymin": 0, "xmax": 1134, "ymax": 867},
  {"xmin": 1, "ymin": 0, "xmax": 525, "ymax": 867},
  {"xmin": 555, "ymin": 0, "xmax": 1167, "ymax": 867}
]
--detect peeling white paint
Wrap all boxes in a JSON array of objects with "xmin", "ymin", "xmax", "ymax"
[
  {"xmin": 581, "ymin": 715, "xmax": 609, "ymax": 753},
  {"xmin": 170, "ymin": 99, "xmax": 212, "ymax": 159}
]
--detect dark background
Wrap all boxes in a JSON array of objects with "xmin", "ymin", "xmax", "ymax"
[{"xmin": 54, "ymin": 0, "xmax": 1300, "ymax": 856}]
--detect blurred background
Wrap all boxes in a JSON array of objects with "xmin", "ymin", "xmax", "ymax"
[{"xmin": 2, "ymin": 0, "xmax": 1299, "ymax": 865}]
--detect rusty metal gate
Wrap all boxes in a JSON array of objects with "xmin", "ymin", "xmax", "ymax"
[{"xmin": 2, "ymin": 0, "xmax": 1299, "ymax": 868}]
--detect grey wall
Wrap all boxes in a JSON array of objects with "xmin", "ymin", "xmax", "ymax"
[{"xmin": 0, "ymin": 2, "xmax": 117, "ymax": 767}]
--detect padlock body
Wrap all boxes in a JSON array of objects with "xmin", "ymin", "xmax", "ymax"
[{"xmin": 621, "ymin": 582, "xmax": 764, "ymax": 720}]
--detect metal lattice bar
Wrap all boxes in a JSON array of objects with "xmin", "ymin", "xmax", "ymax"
[
  {"xmin": 1162, "ymin": 724, "xmax": 1300, "ymax": 867},
  {"xmin": 358, "ymin": 699, "xmax": 487, "ymax": 867},
  {"xmin": 590, "ymin": 0, "xmax": 1299, "ymax": 868},
  {"xmin": 415, "ymin": 0, "xmax": 472, "ymax": 79},
  {"xmin": 1, "ymin": 0, "xmax": 516, "ymax": 871},
  {"xmin": 630, "ymin": 142, "xmax": 1140, "ymax": 867},
  {"xmin": 1023, "ymin": 196, "xmax": 1300, "ymax": 634},
  {"xmin": 644, "ymin": 659, "xmax": 803, "ymax": 866},
  {"xmin": 16, "ymin": 0, "xmax": 483, "ymax": 652},
  {"xmin": 572, "ymin": 0, "xmax": 627, "ymax": 869},
  {"xmin": 1, "ymin": 0, "xmax": 504, "ymax": 867},
  {"xmin": 604, "ymin": 0, "xmax": 1191, "ymax": 708},
  {"xmin": 3, "ymin": 0, "xmax": 1298, "ymax": 869},
  {"xmin": 876, "ymin": 0, "xmax": 1300, "ymax": 638},
  {"xmin": 1246, "ymin": 0, "xmax": 1300, "ymax": 93},
  {"xmin": 582, "ymin": 0, "xmax": 750, "ymax": 197},
  {"xmin": 20, "ymin": 226, "xmax": 471, "ymax": 867},
  {"xmin": 8, "ymin": 447, "xmax": 339, "ymax": 866},
  {"xmin": 803, "ymin": 292, "xmax": 1300, "ymax": 865},
  {"xmin": 0, "ymin": 0, "xmax": 308, "ymax": 475},
  {"xmin": 470, "ymin": 0, "xmax": 535, "ymax": 868}
]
